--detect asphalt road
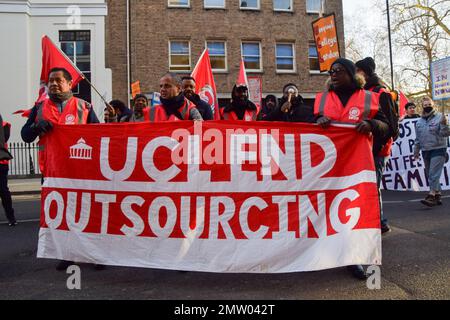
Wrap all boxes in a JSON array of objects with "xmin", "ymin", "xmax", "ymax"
[{"xmin": 0, "ymin": 191, "xmax": 449, "ymax": 300}]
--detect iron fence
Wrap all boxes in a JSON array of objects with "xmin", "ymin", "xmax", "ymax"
[{"xmin": 7, "ymin": 142, "xmax": 41, "ymax": 178}]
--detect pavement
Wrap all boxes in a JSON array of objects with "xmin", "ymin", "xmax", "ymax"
[
  {"xmin": 8, "ymin": 178, "xmax": 41, "ymax": 196},
  {"xmin": 0, "ymin": 182, "xmax": 449, "ymax": 301}
]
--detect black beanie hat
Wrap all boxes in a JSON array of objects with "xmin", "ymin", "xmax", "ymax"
[
  {"xmin": 331, "ymin": 58, "xmax": 356, "ymax": 78},
  {"xmin": 355, "ymin": 57, "xmax": 376, "ymax": 76}
]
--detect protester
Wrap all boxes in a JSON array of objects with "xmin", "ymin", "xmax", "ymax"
[
  {"xmin": 404, "ymin": 102, "xmax": 420, "ymax": 119},
  {"xmin": 104, "ymin": 99, "xmax": 131, "ymax": 123},
  {"xmin": 261, "ymin": 94, "xmax": 278, "ymax": 119},
  {"xmin": 20, "ymin": 67, "xmax": 101, "ymax": 271},
  {"xmin": 144, "ymin": 73, "xmax": 203, "ymax": 122},
  {"xmin": 181, "ymin": 76, "xmax": 213, "ymax": 120},
  {"xmin": 120, "ymin": 94, "xmax": 150, "ymax": 122},
  {"xmin": 356, "ymin": 57, "xmax": 399, "ymax": 234},
  {"xmin": 0, "ymin": 113, "xmax": 16, "ymax": 227},
  {"xmin": 414, "ymin": 97, "xmax": 450, "ymax": 207},
  {"xmin": 262, "ymin": 84, "xmax": 315, "ymax": 123},
  {"xmin": 221, "ymin": 84, "xmax": 260, "ymax": 121},
  {"xmin": 314, "ymin": 58, "xmax": 390, "ymax": 280}
]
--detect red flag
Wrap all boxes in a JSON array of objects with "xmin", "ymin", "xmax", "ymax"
[
  {"xmin": 236, "ymin": 58, "xmax": 249, "ymax": 87},
  {"xmin": 398, "ymin": 91, "xmax": 408, "ymax": 119},
  {"xmin": 191, "ymin": 49, "xmax": 220, "ymax": 120},
  {"xmin": 40, "ymin": 35, "xmax": 84, "ymax": 88},
  {"xmin": 12, "ymin": 109, "xmax": 32, "ymax": 118}
]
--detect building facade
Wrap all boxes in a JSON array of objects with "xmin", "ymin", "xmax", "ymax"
[
  {"xmin": 0, "ymin": 0, "xmax": 112, "ymax": 143},
  {"xmin": 106, "ymin": 0, "xmax": 345, "ymax": 105}
]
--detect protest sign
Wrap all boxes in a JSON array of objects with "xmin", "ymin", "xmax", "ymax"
[{"xmin": 382, "ymin": 118, "xmax": 450, "ymax": 191}]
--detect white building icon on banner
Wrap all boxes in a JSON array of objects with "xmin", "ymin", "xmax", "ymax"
[{"xmin": 70, "ymin": 138, "xmax": 93, "ymax": 160}]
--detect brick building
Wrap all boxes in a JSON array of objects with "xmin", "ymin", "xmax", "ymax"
[{"xmin": 105, "ymin": 0, "xmax": 345, "ymax": 106}]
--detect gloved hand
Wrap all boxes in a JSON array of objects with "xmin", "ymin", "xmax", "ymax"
[
  {"xmin": 355, "ymin": 120, "xmax": 372, "ymax": 135},
  {"xmin": 33, "ymin": 120, "xmax": 53, "ymax": 134},
  {"xmin": 317, "ymin": 116, "xmax": 331, "ymax": 128}
]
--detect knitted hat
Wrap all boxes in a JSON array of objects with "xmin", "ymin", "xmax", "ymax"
[
  {"xmin": 355, "ymin": 57, "xmax": 376, "ymax": 76},
  {"xmin": 331, "ymin": 58, "xmax": 356, "ymax": 78}
]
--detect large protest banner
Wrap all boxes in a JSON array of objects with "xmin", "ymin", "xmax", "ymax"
[
  {"xmin": 38, "ymin": 122, "xmax": 381, "ymax": 273},
  {"xmin": 382, "ymin": 118, "xmax": 450, "ymax": 191}
]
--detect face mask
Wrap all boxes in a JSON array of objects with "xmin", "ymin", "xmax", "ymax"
[{"xmin": 424, "ymin": 107, "xmax": 433, "ymax": 113}]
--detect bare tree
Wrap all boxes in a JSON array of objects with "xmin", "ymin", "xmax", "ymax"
[{"xmin": 389, "ymin": 0, "xmax": 450, "ymax": 97}]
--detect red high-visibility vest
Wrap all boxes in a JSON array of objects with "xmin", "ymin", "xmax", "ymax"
[
  {"xmin": 149, "ymin": 99, "xmax": 195, "ymax": 122},
  {"xmin": 36, "ymin": 97, "xmax": 90, "ymax": 173},
  {"xmin": 220, "ymin": 105, "xmax": 261, "ymax": 121},
  {"xmin": 314, "ymin": 89, "xmax": 379, "ymax": 123},
  {"xmin": 0, "ymin": 121, "xmax": 11, "ymax": 165}
]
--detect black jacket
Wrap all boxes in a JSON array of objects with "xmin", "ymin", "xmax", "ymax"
[
  {"xmin": 0, "ymin": 113, "xmax": 13, "ymax": 161},
  {"xmin": 365, "ymin": 74, "xmax": 399, "ymax": 142},
  {"xmin": 186, "ymin": 93, "xmax": 214, "ymax": 120}
]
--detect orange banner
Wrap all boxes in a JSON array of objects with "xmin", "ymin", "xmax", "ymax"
[
  {"xmin": 312, "ymin": 14, "xmax": 340, "ymax": 72},
  {"xmin": 131, "ymin": 81, "xmax": 141, "ymax": 98}
]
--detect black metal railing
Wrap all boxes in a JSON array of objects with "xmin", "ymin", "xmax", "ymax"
[{"xmin": 7, "ymin": 142, "xmax": 41, "ymax": 178}]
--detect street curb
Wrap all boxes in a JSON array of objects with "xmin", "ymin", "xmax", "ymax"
[{"xmin": 11, "ymin": 190, "xmax": 41, "ymax": 196}]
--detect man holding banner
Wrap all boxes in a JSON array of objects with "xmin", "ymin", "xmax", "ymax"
[
  {"xmin": 314, "ymin": 58, "xmax": 390, "ymax": 280},
  {"xmin": 414, "ymin": 97, "xmax": 450, "ymax": 207}
]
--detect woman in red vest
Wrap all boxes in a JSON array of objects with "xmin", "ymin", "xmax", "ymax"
[
  {"xmin": 0, "ymin": 114, "xmax": 15, "ymax": 226},
  {"xmin": 314, "ymin": 58, "xmax": 390, "ymax": 281},
  {"xmin": 220, "ymin": 84, "xmax": 260, "ymax": 121}
]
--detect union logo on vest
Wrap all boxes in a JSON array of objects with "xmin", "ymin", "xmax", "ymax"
[
  {"xmin": 349, "ymin": 107, "xmax": 361, "ymax": 121},
  {"xmin": 65, "ymin": 114, "xmax": 76, "ymax": 125}
]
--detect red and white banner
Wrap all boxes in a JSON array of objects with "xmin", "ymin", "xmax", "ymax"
[{"xmin": 38, "ymin": 122, "xmax": 381, "ymax": 273}]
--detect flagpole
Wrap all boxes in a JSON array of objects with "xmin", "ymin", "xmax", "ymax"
[
  {"xmin": 47, "ymin": 36, "xmax": 110, "ymax": 106},
  {"xmin": 386, "ymin": 0, "xmax": 395, "ymax": 91}
]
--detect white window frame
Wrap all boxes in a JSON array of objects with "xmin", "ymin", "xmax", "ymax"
[
  {"xmin": 204, "ymin": 0, "xmax": 226, "ymax": 9},
  {"xmin": 168, "ymin": 40, "xmax": 191, "ymax": 72},
  {"xmin": 241, "ymin": 41, "xmax": 263, "ymax": 73},
  {"xmin": 275, "ymin": 42, "xmax": 296, "ymax": 73},
  {"xmin": 240, "ymin": 0, "xmax": 260, "ymax": 11},
  {"xmin": 306, "ymin": 0, "xmax": 322, "ymax": 14},
  {"xmin": 168, "ymin": 0, "xmax": 190, "ymax": 8},
  {"xmin": 308, "ymin": 42, "xmax": 321, "ymax": 74},
  {"xmin": 273, "ymin": 0, "xmax": 293, "ymax": 12},
  {"xmin": 206, "ymin": 41, "xmax": 228, "ymax": 72}
]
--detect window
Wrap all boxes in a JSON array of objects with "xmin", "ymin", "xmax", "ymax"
[
  {"xmin": 308, "ymin": 43, "xmax": 320, "ymax": 72},
  {"xmin": 240, "ymin": 0, "xmax": 260, "ymax": 10},
  {"xmin": 59, "ymin": 30, "xmax": 91, "ymax": 102},
  {"xmin": 204, "ymin": 0, "xmax": 225, "ymax": 8},
  {"xmin": 168, "ymin": 0, "xmax": 189, "ymax": 7},
  {"xmin": 241, "ymin": 42, "xmax": 262, "ymax": 72},
  {"xmin": 276, "ymin": 43, "xmax": 295, "ymax": 72},
  {"xmin": 207, "ymin": 41, "xmax": 227, "ymax": 71},
  {"xmin": 274, "ymin": 0, "xmax": 293, "ymax": 11},
  {"xmin": 306, "ymin": 0, "xmax": 322, "ymax": 13},
  {"xmin": 169, "ymin": 41, "xmax": 191, "ymax": 71}
]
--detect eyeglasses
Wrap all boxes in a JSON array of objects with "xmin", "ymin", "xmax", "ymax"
[{"xmin": 328, "ymin": 68, "xmax": 345, "ymax": 76}]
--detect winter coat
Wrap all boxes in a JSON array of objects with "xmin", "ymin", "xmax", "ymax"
[{"xmin": 414, "ymin": 111, "xmax": 450, "ymax": 153}]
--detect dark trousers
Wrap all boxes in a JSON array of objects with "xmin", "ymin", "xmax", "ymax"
[{"xmin": 0, "ymin": 164, "xmax": 15, "ymax": 222}]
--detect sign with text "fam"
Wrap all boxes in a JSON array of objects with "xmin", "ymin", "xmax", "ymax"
[
  {"xmin": 38, "ymin": 121, "xmax": 381, "ymax": 273},
  {"xmin": 312, "ymin": 14, "xmax": 341, "ymax": 72}
]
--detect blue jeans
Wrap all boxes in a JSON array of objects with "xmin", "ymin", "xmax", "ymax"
[
  {"xmin": 375, "ymin": 156, "xmax": 388, "ymax": 227},
  {"xmin": 422, "ymin": 149, "xmax": 447, "ymax": 193}
]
